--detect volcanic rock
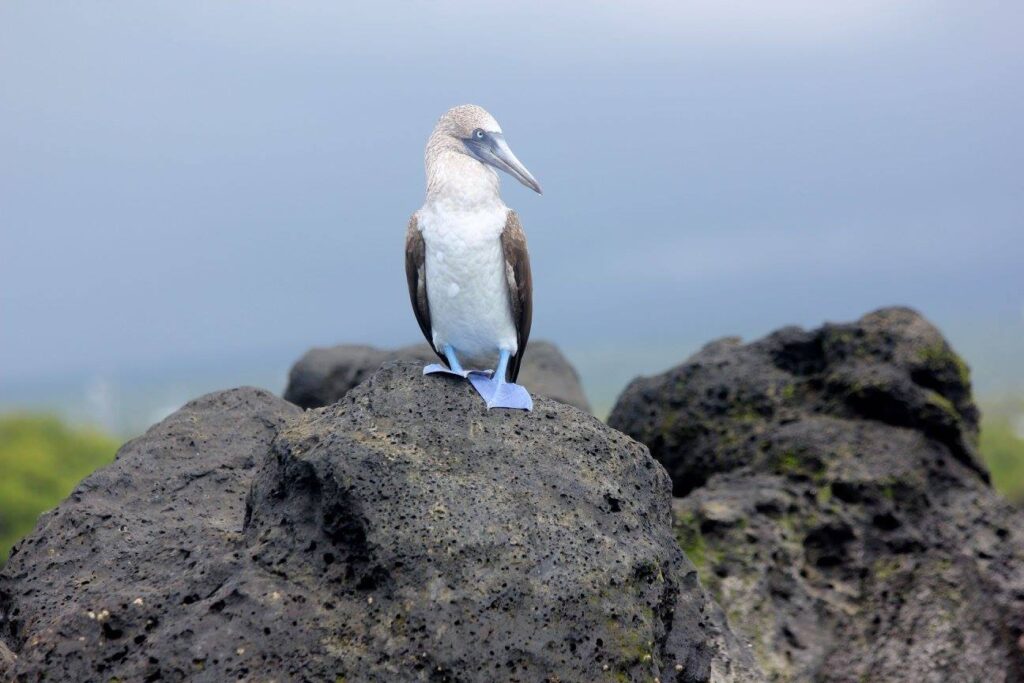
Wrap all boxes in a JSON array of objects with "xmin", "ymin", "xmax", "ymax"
[
  {"xmin": 1, "ymin": 364, "xmax": 758, "ymax": 682},
  {"xmin": 609, "ymin": 307, "xmax": 1024, "ymax": 682}
]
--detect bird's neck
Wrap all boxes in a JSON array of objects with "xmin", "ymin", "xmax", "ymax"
[{"xmin": 425, "ymin": 150, "xmax": 504, "ymax": 212}]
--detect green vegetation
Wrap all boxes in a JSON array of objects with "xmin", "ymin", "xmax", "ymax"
[
  {"xmin": 673, "ymin": 508, "xmax": 727, "ymax": 597},
  {"xmin": 980, "ymin": 398, "xmax": 1024, "ymax": 505},
  {"xmin": 674, "ymin": 510, "xmax": 708, "ymax": 571},
  {"xmin": 917, "ymin": 342, "xmax": 971, "ymax": 387},
  {"xmin": 0, "ymin": 414, "xmax": 119, "ymax": 565}
]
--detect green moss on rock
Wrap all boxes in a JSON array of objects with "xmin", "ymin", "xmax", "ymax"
[{"xmin": 917, "ymin": 343, "xmax": 971, "ymax": 387}]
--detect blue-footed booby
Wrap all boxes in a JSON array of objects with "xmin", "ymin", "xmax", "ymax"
[{"xmin": 405, "ymin": 104, "xmax": 541, "ymax": 410}]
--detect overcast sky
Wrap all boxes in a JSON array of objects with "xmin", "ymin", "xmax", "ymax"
[{"xmin": 1, "ymin": 1, "xmax": 1021, "ymax": 420}]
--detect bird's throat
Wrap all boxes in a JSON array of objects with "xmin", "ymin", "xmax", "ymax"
[{"xmin": 426, "ymin": 151, "xmax": 502, "ymax": 210}]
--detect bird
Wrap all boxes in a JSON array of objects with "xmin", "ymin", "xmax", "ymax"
[{"xmin": 405, "ymin": 105, "xmax": 542, "ymax": 410}]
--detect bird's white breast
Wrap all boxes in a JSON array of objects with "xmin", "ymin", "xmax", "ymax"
[{"xmin": 417, "ymin": 200, "xmax": 518, "ymax": 367}]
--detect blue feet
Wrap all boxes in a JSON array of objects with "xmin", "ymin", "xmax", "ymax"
[
  {"xmin": 423, "ymin": 363, "xmax": 469, "ymax": 378},
  {"xmin": 423, "ymin": 344, "xmax": 470, "ymax": 378},
  {"xmin": 423, "ymin": 346, "xmax": 532, "ymax": 410},
  {"xmin": 468, "ymin": 372, "xmax": 533, "ymax": 411}
]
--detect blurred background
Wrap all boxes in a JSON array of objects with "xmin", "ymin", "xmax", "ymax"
[{"xmin": 1, "ymin": 1, "xmax": 1022, "ymax": 561}]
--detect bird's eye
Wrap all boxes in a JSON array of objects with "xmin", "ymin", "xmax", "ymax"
[{"xmin": 474, "ymin": 129, "xmax": 485, "ymax": 139}]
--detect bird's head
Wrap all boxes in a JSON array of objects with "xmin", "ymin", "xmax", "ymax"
[{"xmin": 426, "ymin": 104, "xmax": 542, "ymax": 195}]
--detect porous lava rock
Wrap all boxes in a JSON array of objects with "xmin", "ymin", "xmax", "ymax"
[
  {"xmin": 609, "ymin": 307, "xmax": 1024, "ymax": 682},
  {"xmin": 0, "ymin": 364, "xmax": 759, "ymax": 682}
]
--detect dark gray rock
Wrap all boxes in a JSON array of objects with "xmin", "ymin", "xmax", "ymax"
[
  {"xmin": 1, "ymin": 364, "xmax": 759, "ymax": 682},
  {"xmin": 609, "ymin": 307, "xmax": 1024, "ymax": 682},
  {"xmin": 284, "ymin": 339, "xmax": 592, "ymax": 413},
  {"xmin": 0, "ymin": 387, "xmax": 300, "ymax": 683}
]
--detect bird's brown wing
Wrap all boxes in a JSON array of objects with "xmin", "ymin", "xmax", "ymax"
[
  {"xmin": 500, "ymin": 211, "xmax": 533, "ymax": 383},
  {"xmin": 405, "ymin": 215, "xmax": 445, "ymax": 363}
]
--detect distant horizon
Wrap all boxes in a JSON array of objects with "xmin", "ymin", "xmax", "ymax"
[{"xmin": 2, "ymin": 304, "xmax": 1019, "ymax": 435}]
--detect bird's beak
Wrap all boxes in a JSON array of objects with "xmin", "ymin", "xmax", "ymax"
[{"xmin": 466, "ymin": 133, "xmax": 543, "ymax": 194}]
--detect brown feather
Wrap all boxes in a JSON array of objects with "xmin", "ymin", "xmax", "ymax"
[
  {"xmin": 404, "ymin": 216, "xmax": 445, "ymax": 364},
  {"xmin": 500, "ymin": 211, "xmax": 533, "ymax": 382}
]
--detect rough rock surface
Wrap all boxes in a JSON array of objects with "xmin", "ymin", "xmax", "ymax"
[
  {"xmin": 0, "ymin": 388, "xmax": 299, "ymax": 683},
  {"xmin": 0, "ymin": 363, "xmax": 759, "ymax": 682},
  {"xmin": 284, "ymin": 339, "xmax": 592, "ymax": 413},
  {"xmin": 0, "ymin": 640, "xmax": 13, "ymax": 674},
  {"xmin": 609, "ymin": 307, "xmax": 1024, "ymax": 682}
]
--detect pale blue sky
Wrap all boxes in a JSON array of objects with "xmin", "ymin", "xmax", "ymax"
[{"xmin": 1, "ymin": 2, "xmax": 1021, "ymax": 425}]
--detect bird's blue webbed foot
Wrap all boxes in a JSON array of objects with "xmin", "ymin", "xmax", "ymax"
[
  {"xmin": 423, "ymin": 344, "xmax": 470, "ymax": 378},
  {"xmin": 423, "ymin": 363, "xmax": 469, "ymax": 378},
  {"xmin": 469, "ymin": 373, "xmax": 532, "ymax": 410},
  {"xmin": 468, "ymin": 349, "xmax": 533, "ymax": 411}
]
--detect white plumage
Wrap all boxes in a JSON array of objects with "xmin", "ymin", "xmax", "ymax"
[{"xmin": 416, "ymin": 200, "xmax": 517, "ymax": 368}]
